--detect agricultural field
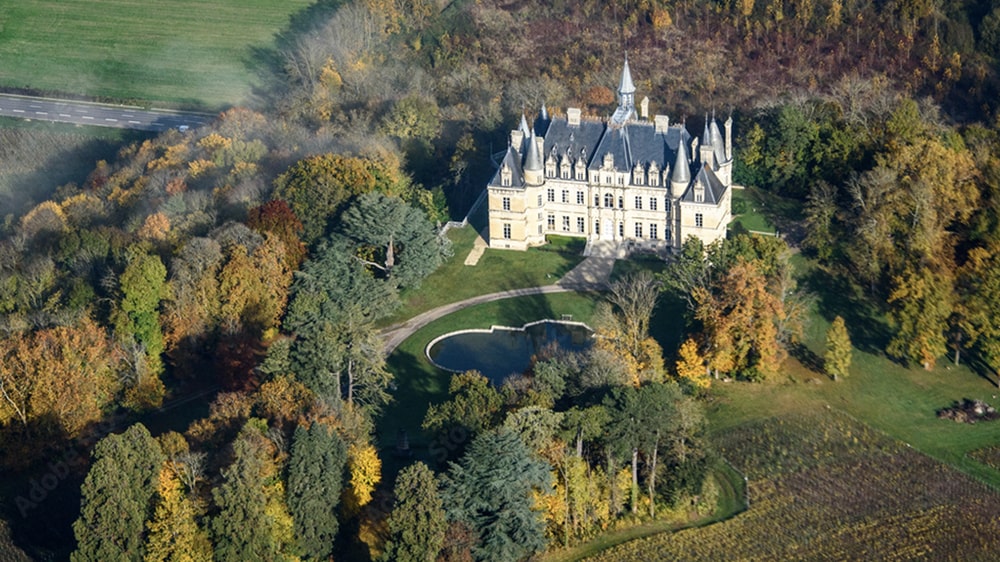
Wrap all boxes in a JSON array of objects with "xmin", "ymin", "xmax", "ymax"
[
  {"xmin": 588, "ymin": 411, "xmax": 1000, "ymax": 561},
  {"xmin": 0, "ymin": 0, "xmax": 313, "ymax": 109}
]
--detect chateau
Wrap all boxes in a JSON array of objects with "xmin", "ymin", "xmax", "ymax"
[{"xmin": 487, "ymin": 58, "xmax": 733, "ymax": 253}]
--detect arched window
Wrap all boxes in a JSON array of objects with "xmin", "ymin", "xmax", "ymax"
[{"xmin": 604, "ymin": 193, "xmax": 614, "ymax": 207}]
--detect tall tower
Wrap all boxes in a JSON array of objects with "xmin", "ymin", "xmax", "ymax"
[{"xmin": 611, "ymin": 55, "xmax": 636, "ymax": 125}]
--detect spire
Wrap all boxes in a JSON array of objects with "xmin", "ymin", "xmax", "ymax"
[
  {"xmin": 671, "ymin": 137, "xmax": 691, "ymax": 184},
  {"xmin": 519, "ymin": 113, "xmax": 530, "ymax": 136},
  {"xmin": 619, "ymin": 54, "xmax": 636, "ymax": 96},
  {"xmin": 702, "ymin": 114, "xmax": 711, "ymax": 145},
  {"xmin": 523, "ymin": 129, "xmax": 542, "ymax": 171},
  {"xmin": 612, "ymin": 54, "xmax": 636, "ymax": 125},
  {"xmin": 541, "ymin": 102, "xmax": 548, "ymax": 121},
  {"xmin": 710, "ymin": 115, "xmax": 726, "ymax": 164}
]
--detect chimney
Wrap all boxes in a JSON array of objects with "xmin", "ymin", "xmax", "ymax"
[
  {"xmin": 511, "ymin": 129, "xmax": 524, "ymax": 153},
  {"xmin": 640, "ymin": 97, "xmax": 649, "ymax": 120},
  {"xmin": 654, "ymin": 114, "xmax": 669, "ymax": 133},
  {"xmin": 567, "ymin": 108, "xmax": 581, "ymax": 127}
]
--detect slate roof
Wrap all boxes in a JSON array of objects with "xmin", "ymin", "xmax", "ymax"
[
  {"xmin": 587, "ymin": 121, "xmax": 692, "ymax": 183},
  {"xmin": 488, "ymin": 144, "xmax": 525, "ymax": 188},
  {"xmin": 540, "ymin": 117, "xmax": 606, "ymax": 167},
  {"xmin": 681, "ymin": 163, "xmax": 727, "ymax": 204}
]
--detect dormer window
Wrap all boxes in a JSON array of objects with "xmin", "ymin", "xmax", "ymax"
[
  {"xmin": 648, "ymin": 162, "xmax": 659, "ymax": 186},
  {"xmin": 694, "ymin": 180, "xmax": 705, "ymax": 203},
  {"xmin": 603, "ymin": 153, "xmax": 614, "ymax": 170},
  {"xmin": 633, "ymin": 163, "xmax": 644, "ymax": 185},
  {"xmin": 560, "ymin": 157, "xmax": 571, "ymax": 179},
  {"xmin": 575, "ymin": 160, "xmax": 586, "ymax": 181},
  {"xmin": 545, "ymin": 155, "xmax": 557, "ymax": 178},
  {"xmin": 500, "ymin": 164, "xmax": 512, "ymax": 187}
]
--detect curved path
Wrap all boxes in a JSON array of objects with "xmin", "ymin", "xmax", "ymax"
[{"xmin": 380, "ymin": 246, "xmax": 617, "ymax": 354}]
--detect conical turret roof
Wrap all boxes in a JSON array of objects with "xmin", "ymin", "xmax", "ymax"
[
  {"xmin": 671, "ymin": 137, "xmax": 691, "ymax": 184},
  {"xmin": 619, "ymin": 56, "xmax": 636, "ymax": 95},
  {"xmin": 523, "ymin": 129, "xmax": 542, "ymax": 171}
]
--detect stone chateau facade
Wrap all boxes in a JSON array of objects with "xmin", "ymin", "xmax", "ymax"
[{"xmin": 487, "ymin": 57, "xmax": 733, "ymax": 253}]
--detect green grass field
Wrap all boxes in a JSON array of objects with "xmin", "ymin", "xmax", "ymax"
[
  {"xmin": 0, "ymin": 0, "xmax": 313, "ymax": 109},
  {"xmin": 383, "ymin": 227, "xmax": 587, "ymax": 326}
]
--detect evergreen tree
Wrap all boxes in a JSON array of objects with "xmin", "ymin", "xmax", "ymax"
[
  {"xmin": 381, "ymin": 462, "xmax": 447, "ymax": 562},
  {"xmin": 144, "ymin": 466, "xmax": 212, "ymax": 562},
  {"xmin": 441, "ymin": 429, "xmax": 551, "ymax": 562},
  {"xmin": 287, "ymin": 422, "xmax": 348, "ymax": 560},
  {"xmin": 211, "ymin": 422, "xmax": 292, "ymax": 562},
  {"xmin": 824, "ymin": 316, "xmax": 852, "ymax": 381},
  {"xmin": 72, "ymin": 424, "xmax": 165, "ymax": 562}
]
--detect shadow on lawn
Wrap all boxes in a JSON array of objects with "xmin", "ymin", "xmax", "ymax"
[{"xmin": 802, "ymin": 266, "xmax": 890, "ymax": 355}]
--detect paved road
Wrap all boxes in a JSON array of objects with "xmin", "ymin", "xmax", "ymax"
[{"xmin": 0, "ymin": 93, "xmax": 212, "ymax": 132}]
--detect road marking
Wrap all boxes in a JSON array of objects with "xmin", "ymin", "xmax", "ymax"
[
  {"xmin": 12, "ymin": 109, "xmax": 24, "ymax": 113},
  {"xmin": 128, "ymin": 120, "xmax": 141, "ymax": 124},
  {"xmin": 59, "ymin": 113, "xmax": 71, "ymax": 117},
  {"xmin": 82, "ymin": 115, "xmax": 93, "ymax": 120},
  {"xmin": 29, "ymin": 105, "xmax": 40, "ymax": 109},
  {"xmin": 35, "ymin": 111, "xmax": 47, "ymax": 115},
  {"xmin": 105, "ymin": 118, "xmax": 117, "ymax": 122}
]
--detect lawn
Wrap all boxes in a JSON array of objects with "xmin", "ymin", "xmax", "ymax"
[
  {"xmin": 383, "ymin": 226, "xmax": 587, "ymax": 326},
  {"xmin": 379, "ymin": 291, "xmax": 600, "ymax": 475},
  {"xmin": 730, "ymin": 187, "xmax": 776, "ymax": 234},
  {"xmin": 0, "ymin": 0, "xmax": 314, "ymax": 109}
]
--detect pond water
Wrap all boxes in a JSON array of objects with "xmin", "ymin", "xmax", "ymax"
[{"xmin": 426, "ymin": 320, "xmax": 593, "ymax": 384}]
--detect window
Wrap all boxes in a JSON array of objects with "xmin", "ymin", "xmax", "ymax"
[
  {"xmin": 618, "ymin": 196, "xmax": 624, "ymax": 209},
  {"xmin": 537, "ymin": 194, "xmax": 542, "ymax": 206},
  {"xmin": 635, "ymin": 222, "xmax": 643, "ymax": 238},
  {"xmin": 562, "ymin": 190, "xmax": 569, "ymax": 203},
  {"xmin": 618, "ymin": 222, "xmax": 624, "ymax": 237},
  {"xmin": 547, "ymin": 215, "xmax": 556, "ymax": 229},
  {"xmin": 547, "ymin": 189, "xmax": 555, "ymax": 202},
  {"xmin": 665, "ymin": 202, "xmax": 671, "ymax": 219},
  {"xmin": 695, "ymin": 213, "xmax": 704, "ymax": 228},
  {"xmin": 577, "ymin": 217, "xmax": 585, "ymax": 232},
  {"xmin": 594, "ymin": 220, "xmax": 600, "ymax": 235},
  {"xmin": 618, "ymin": 176, "xmax": 624, "ymax": 185},
  {"xmin": 503, "ymin": 223, "xmax": 511, "ymax": 239},
  {"xmin": 562, "ymin": 216, "xmax": 570, "ymax": 231},
  {"xmin": 577, "ymin": 191, "xmax": 585, "ymax": 205},
  {"xmin": 635, "ymin": 196, "xmax": 643, "ymax": 210},
  {"xmin": 649, "ymin": 197, "xmax": 658, "ymax": 211},
  {"xmin": 650, "ymin": 224, "xmax": 658, "ymax": 239},
  {"xmin": 604, "ymin": 194, "xmax": 614, "ymax": 207},
  {"xmin": 502, "ymin": 197, "xmax": 510, "ymax": 211},
  {"xmin": 594, "ymin": 194, "xmax": 600, "ymax": 206},
  {"xmin": 561, "ymin": 164, "xmax": 570, "ymax": 179}
]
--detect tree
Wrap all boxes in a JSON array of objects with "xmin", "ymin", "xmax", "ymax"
[
  {"xmin": 72, "ymin": 424, "xmax": 166, "ymax": 562},
  {"xmin": 272, "ymin": 153, "xmax": 379, "ymax": 245},
  {"xmin": 287, "ymin": 422, "xmax": 348, "ymax": 560},
  {"xmin": 694, "ymin": 260, "xmax": 785, "ymax": 380},
  {"xmin": 144, "ymin": 466, "xmax": 212, "ymax": 562},
  {"xmin": 247, "ymin": 200, "xmax": 307, "ymax": 273},
  {"xmin": 423, "ymin": 371, "xmax": 503, "ymax": 443},
  {"xmin": 114, "ymin": 247, "xmax": 168, "ymax": 403},
  {"xmin": 441, "ymin": 429, "xmax": 552, "ymax": 562},
  {"xmin": 886, "ymin": 266, "xmax": 952, "ymax": 370},
  {"xmin": 344, "ymin": 442, "xmax": 382, "ymax": 514},
  {"xmin": 824, "ymin": 316, "xmax": 852, "ymax": 381},
  {"xmin": 339, "ymin": 192, "xmax": 449, "ymax": 289},
  {"xmin": 0, "ymin": 318, "xmax": 122, "ymax": 436},
  {"xmin": 211, "ymin": 422, "xmax": 294, "ymax": 562},
  {"xmin": 955, "ymin": 246, "xmax": 1000, "ymax": 383},
  {"xmin": 675, "ymin": 338, "xmax": 710, "ymax": 390},
  {"xmin": 381, "ymin": 461, "xmax": 447, "ymax": 562}
]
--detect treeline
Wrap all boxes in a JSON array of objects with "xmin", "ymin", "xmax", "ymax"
[{"xmin": 737, "ymin": 87, "xmax": 1000, "ymax": 378}]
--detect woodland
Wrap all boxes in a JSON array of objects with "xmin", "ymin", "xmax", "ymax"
[{"xmin": 1, "ymin": 0, "xmax": 1000, "ymax": 560}]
